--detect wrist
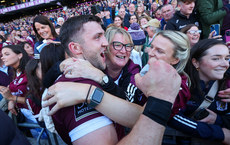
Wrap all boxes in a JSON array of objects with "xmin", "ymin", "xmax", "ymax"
[
  {"xmin": 143, "ymin": 96, "xmax": 172, "ymax": 127},
  {"xmin": 10, "ymin": 95, "xmax": 16, "ymax": 102}
]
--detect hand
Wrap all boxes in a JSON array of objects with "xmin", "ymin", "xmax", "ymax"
[
  {"xmin": 45, "ymin": 39, "xmax": 61, "ymax": 45},
  {"xmin": 199, "ymin": 109, "xmax": 217, "ymax": 124},
  {"xmin": 8, "ymin": 101, "xmax": 18, "ymax": 115},
  {"xmin": 218, "ymin": 88, "xmax": 230, "ymax": 102},
  {"xmin": 222, "ymin": 128, "xmax": 230, "ymax": 145},
  {"xmin": 42, "ymin": 82, "xmax": 90, "ymax": 115},
  {"xmin": 208, "ymin": 31, "xmax": 222, "ymax": 40},
  {"xmin": 60, "ymin": 58, "xmax": 104, "ymax": 83},
  {"xmin": 135, "ymin": 59, "xmax": 181, "ymax": 104},
  {"xmin": 0, "ymin": 86, "xmax": 14, "ymax": 101}
]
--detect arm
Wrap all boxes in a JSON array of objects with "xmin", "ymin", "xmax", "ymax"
[
  {"xmin": 61, "ymin": 58, "xmax": 143, "ymax": 103},
  {"xmin": 43, "ymin": 83, "xmax": 142, "ymax": 128},
  {"xmin": 0, "ymin": 86, "xmax": 26, "ymax": 105},
  {"xmin": 196, "ymin": 0, "xmax": 226, "ymax": 25}
]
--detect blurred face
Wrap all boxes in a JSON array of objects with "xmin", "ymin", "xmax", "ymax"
[
  {"xmin": 34, "ymin": 22, "xmax": 53, "ymax": 39},
  {"xmin": 193, "ymin": 44, "xmax": 230, "ymax": 83},
  {"xmin": 152, "ymin": 2, "xmax": 158, "ymax": 11},
  {"xmin": 186, "ymin": 26, "xmax": 200, "ymax": 47},
  {"xmin": 16, "ymin": 31, "xmax": 21, "ymax": 36},
  {"xmin": 140, "ymin": 18, "xmax": 148, "ymax": 27},
  {"xmin": 161, "ymin": 5, "xmax": 174, "ymax": 21},
  {"xmin": 80, "ymin": 22, "xmax": 108, "ymax": 71},
  {"xmin": 154, "ymin": 9, "xmax": 161, "ymax": 19},
  {"xmin": 119, "ymin": 8, "xmax": 126, "ymax": 18},
  {"xmin": 106, "ymin": 33, "xmax": 132, "ymax": 69},
  {"xmin": 114, "ymin": 17, "xmax": 122, "ymax": 27},
  {"xmin": 129, "ymin": 15, "xmax": 137, "ymax": 24},
  {"xmin": 148, "ymin": 35, "xmax": 179, "ymax": 65},
  {"xmin": 179, "ymin": 1, "xmax": 195, "ymax": 17},
  {"xmin": 24, "ymin": 43, "xmax": 34, "ymax": 56},
  {"xmin": 1, "ymin": 48, "xmax": 22, "ymax": 69},
  {"xmin": 129, "ymin": 4, "xmax": 135, "ymax": 13},
  {"xmin": 58, "ymin": 19, "xmax": 64, "ymax": 26},
  {"xmin": 21, "ymin": 30, "xmax": 28, "ymax": 38}
]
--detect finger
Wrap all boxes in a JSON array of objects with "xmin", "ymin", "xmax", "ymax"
[
  {"xmin": 220, "ymin": 99, "xmax": 230, "ymax": 103},
  {"xmin": 42, "ymin": 96, "xmax": 56, "ymax": 107},
  {"xmin": 48, "ymin": 104, "xmax": 60, "ymax": 116},
  {"xmin": 43, "ymin": 87, "xmax": 54, "ymax": 101}
]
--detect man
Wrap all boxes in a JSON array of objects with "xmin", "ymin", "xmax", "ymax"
[
  {"xmin": 43, "ymin": 58, "xmax": 182, "ymax": 145},
  {"xmin": 160, "ymin": 4, "xmax": 175, "ymax": 30},
  {"xmin": 165, "ymin": 0, "xmax": 199, "ymax": 31},
  {"xmin": 141, "ymin": 19, "xmax": 160, "ymax": 66},
  {"xmin": 118, "ymin": 7, "xmax": 126, "ymax": 19},
  {"xmin": 52, "ymin": 15, "xmax": 117, "ymax": 145},
  {"xmin": 56, "ymin": 17, "xmax": 65, "ymax": 27},
  {"xmin": 124, "ymin": 3, "xmax": 136, "ymax": 27}
]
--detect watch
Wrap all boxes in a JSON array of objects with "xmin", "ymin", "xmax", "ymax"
[
  {"xmin": 101, "ymin": 75, "xmax": 109, "ymax": 86},
  {"xmin": 88, "ymin": 87, "xmax": 104, "ymax": 108}
]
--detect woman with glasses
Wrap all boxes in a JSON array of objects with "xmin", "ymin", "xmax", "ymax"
[{"xmin": 181, "ymin": 24, "xmax": 202, "ymax": 48}]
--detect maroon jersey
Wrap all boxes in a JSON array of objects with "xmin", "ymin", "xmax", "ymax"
[
  {"xmin": 51, "ymin": 75, "xmax": 112, "ymax": 145},
  {"xmin": 9, "ymin": 72, "xmax": 28, "ymax": 109}
]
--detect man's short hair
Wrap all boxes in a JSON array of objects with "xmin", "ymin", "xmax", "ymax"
[{"xmin": 60, "ymin": 15, "xmax": 101, "ymax": 56}]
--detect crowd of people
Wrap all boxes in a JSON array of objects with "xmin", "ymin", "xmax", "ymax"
[{"xmin": 0, "ymin": 0, "xmax": 230, "ymax": 144}]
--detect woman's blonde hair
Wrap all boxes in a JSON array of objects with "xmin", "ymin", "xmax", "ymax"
[{"xmin": 156, "ymin": 30, "xmax": 190, "ymax": 74}]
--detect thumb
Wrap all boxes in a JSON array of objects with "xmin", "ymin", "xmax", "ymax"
[{"xmin": 135, "ymin": 73, "xmax": 142, "ymax": 89}]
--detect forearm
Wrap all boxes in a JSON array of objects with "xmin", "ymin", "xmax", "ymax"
[
  {"xmin": 7, "ymin": 95, "xmax": 26, "ymax": 105},
  {"xmin": 117, "ymin": 115, "xmax": 165, "ymax": 145},
  {"xmin": 88, "ymin": 86, "xmax": 143, "ymax": 128}
]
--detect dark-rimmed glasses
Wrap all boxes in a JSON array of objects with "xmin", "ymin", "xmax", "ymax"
[{"xmin": 112, "ymin": 41, "xmax": 134, "ymax": 52}]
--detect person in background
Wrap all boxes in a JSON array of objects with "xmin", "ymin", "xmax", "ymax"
[
  {"xmin": 56, "ymin": 17, "xmax": 64, "ymax": 27},
  {"xmin": 33, "ymin": 15, "xmax": 60, "ymax": 55},
  {"xmin": 19, "ymin": 42, "xmax": 34, "ymax": 57},
  {"xmin": 160, "ymin": 4, "xmax": 175, "ymax": 30},
  {"xmin": 181, "ymin": 24, "xmax": 201, "ymax": 48},
  {"xmin": 169, "ymin": 39, "xmax": 230, "ymax": 144},
  {"xmin": 141, "ymin": 19, "xmax": 160, "ymax": 67},
  {"xmin": 196, "ymin": 0, "xmax": 230, "ymax": 39},
  {"xmin": 113, "ymin": 15, "xmax": 128, "ymax": 30},
  {"xmin": 128, "ymin": 22, "xmax": 146, "ymax": 67},
  {"xmin": 165, "ymin": 0, "xmax": 199, "ymax": 31}
]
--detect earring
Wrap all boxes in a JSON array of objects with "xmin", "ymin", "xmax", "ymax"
[{"xmin": 196, "ymin": 67, "xmax": 200, "ymax": 71}]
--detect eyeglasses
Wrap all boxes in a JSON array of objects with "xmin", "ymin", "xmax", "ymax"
[
  {"xmin": 187, "ymin": 30, "xmax": 202, "ymax": 35},
  {"xmin": 112, "ymin": 41, "xmax": 134, "ymax": 52}
]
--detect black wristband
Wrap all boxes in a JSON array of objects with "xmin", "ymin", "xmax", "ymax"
[
  {"xmin": 85, "ymin": 85, "xmax": 92, "ymax": 105},
  {"xmin": 143, "ymin": 96, "xmax": 172, "ymax": 127}
]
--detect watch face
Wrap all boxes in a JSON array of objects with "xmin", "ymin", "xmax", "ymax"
[
  {"xmin": 103, "ymin": 75, "xmax": 109, "ymax": 84},
  {"xmin": 93, "ymin": 88, "xmax": 104, "ymax": 103}
]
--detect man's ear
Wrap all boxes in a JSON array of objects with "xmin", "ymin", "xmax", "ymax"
[{"xmin": 68, "ymin": 42, "xmax": 83, "ymax": 56}]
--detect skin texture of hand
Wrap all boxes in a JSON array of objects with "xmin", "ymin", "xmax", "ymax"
[
  {"xmin": 218, "ymin": 88, "xmax": 230, "ymax": 102},
  {"xmin": 8, "ymin": 100, "xmax": 17, "ymax": 115},
  {"xmin": 42, "ymin": 82, "xmax": 90, "ymax": 115},
  {"xmin": 60, "ymin": 58, "xmax": 104, "ymax": 83},
  {"xmin": 208, "ymin": 31, "xmax": 222, "ymax": 40},
  {"xmin": 135, "ymin": 59, "xmax": 181, "ymax": 104},
  {"xmin": 199, "ymin": 109, "xmax": 217, "ymax": 124},
  {"xmin": 0, "ymin": 86, "xmax": 14, "ymax": 101},
  {"xmin": 222, "ymin": 128, "xmax": 230, "ymax": 145}
]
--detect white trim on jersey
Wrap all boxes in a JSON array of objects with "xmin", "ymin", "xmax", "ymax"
[{"xmin": 69, "ymin": 116, "xmax": 113, "ymax": 142}]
